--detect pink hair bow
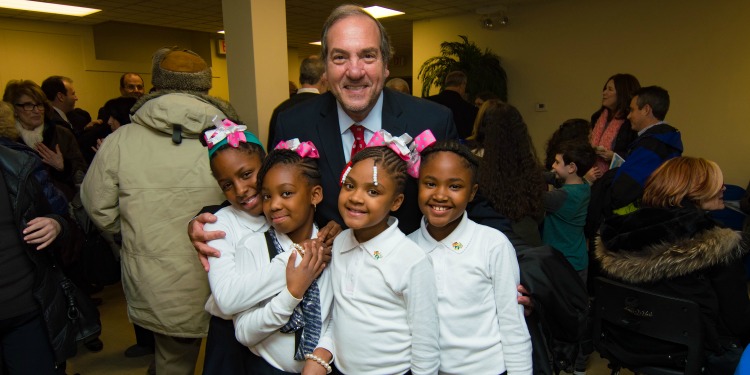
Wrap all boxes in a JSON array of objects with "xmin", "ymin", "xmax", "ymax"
[
  {"xmin": 204, "ymin": 116, "xmax": 247, "ymax": 150},
  {"xmin": 274, "ymin": 138, "xmax": 320, "ymax": 159},
  {"xmin": 366, "ymin": 129, "xmax": 436, "ymax": 177}
]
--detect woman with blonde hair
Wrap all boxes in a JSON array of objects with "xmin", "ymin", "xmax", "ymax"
[{"xmin": 596, "ymin": 156, "xmax": 749, "ymax": 373}]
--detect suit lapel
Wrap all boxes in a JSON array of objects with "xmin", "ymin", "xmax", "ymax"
[
  {"xmin": 382, "ymin": 89, "xmax": 407, "ymax": 135},
  {"xmin": 315, "ymin": 94, "xmax": 346, "ymax": 182}
]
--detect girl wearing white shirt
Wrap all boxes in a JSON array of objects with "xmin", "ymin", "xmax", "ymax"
[
  {"xmin": 408, "ymin": 141, "xmax": 532, "ymax": 375},
  {"xmin": 312, "ymin": 143, "xmax": 440, "ymax": 375},
  {"xmin": 233, "ymin": 144, "xmax": 332, "ymax": 374},
  {"xmin": 200, "ymin": 124, "xmax": 327, "ymax": 375}
]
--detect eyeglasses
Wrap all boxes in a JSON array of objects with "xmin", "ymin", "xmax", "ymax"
[{"xmin": 15, "ymin": 102, "xmax": 44, "ymax": 112}]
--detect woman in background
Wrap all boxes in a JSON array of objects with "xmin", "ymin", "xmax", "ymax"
[
  {"xmin": 588, "ymin": 74, "xmax": 639, "ymax": 182},
  {"xmin": 476, "ymin": 101, "xmax": 547, "ymax": 246},
  {"xmin": 597, "ymin": 157, "xmax": 749, "ymax": 373}
]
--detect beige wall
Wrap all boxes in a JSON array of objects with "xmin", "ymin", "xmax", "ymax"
[
  {"xmin": 0, "ymin": 18, "xmax": 229, "ymax": 115},
  {"xmin": 413, "ymin": 0, "xmax": 750, "ymax": 186}
]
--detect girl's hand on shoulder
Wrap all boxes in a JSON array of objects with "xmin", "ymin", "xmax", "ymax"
[
  {"xmin": 286, "ymin": 240, "xmax": 326, "ymax": 299},
  {"xmin": 318, "ymin": 220, "xmax": 342, "ymax": 248},
  {"xmin": 24, "ymin": 217, "xmax": 62, "ymax": 250}
]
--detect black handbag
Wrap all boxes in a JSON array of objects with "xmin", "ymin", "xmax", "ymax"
[{"xmin": 38, "ymin": 263, "xmax": 102, "ymax": 362}]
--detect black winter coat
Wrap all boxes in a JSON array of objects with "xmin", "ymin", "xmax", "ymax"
[
  {"xmin": 0, "ymin": 144, "xmax": 72, "ymax": 362},
  {"xmin": 596, "ymin": 205, "xmax": 750, "ymax": 367}
]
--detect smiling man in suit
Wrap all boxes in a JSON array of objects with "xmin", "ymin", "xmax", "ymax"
[{"xmin": 273, "ymin": 4, "xmax": 457, "ymax": 233}]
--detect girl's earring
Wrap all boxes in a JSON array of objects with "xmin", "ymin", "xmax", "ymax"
[{"xmin": 313, "ymin": 203, "xmax": 317, "ymax": 212}]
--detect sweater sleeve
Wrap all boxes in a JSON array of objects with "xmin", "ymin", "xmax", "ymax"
[{"xmin": 207, "ymin": 230, "xmax": 287, "ymax": 315}]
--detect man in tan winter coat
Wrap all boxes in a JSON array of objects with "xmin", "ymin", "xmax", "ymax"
[{"xmin": 81, "ymin": 47, "xmax": 233, "ymax": 375}]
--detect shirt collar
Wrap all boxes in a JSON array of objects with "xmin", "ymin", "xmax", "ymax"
[
  {"xmin": 230, "ymin": 206, "xmax": 269, "ymax": 233},
  {"xmin": 637, "ymin": 121, "xmax": 665, "ymax": 136},
  {"xmin": 275, "ymin": 225, "xmax": 319, "ymax": 252},
  {"xmin": 296, "ymin": 87, "xmax": 319, "ymax": 94},
  {"xmin": 416, "ymin": 212, "xmax": 474, "ymax": 254},
  {"xmin": 53, "ymin": 106, "xmax": 69, "ymax": 123},
  {"xmin": 337, "ymin": 91, "xmax": 384, "ymax": 136},
  {"xmin": 340, "ymin": 217, "xmax": 401, "ymax": 260}
]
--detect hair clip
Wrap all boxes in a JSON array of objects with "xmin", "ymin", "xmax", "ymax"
[
  {"xmin": 373, "ymin": 163, "xmax": 378, "ymax": 186},
  {"xmin": 274, "ymin": 138, "xmax": 320, "ymax": 159},
  {"xmin": 339, "ymin": 162, "xmax": 352, "ymax": 186},
  {"xmin": 204, "ymin": 116, "xmax": 247, "ymax": 150}
]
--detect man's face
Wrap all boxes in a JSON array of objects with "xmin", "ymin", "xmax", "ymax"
[
  {"xmin": 627, "ymin": 96, "xmax": 648, "ymax": 131},
  {"xmin": 61, "ymin": 81, "xmax": 78, "ymax": 112},
  {"xmin": 325, "ymin": 15, "xmax": 389, "ymax": 122},
  {"xmin": 120, "ymin": 74, "xmax": 145, "ymax": 98}
]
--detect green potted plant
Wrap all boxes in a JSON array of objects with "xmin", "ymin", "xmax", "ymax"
[{"xmin": 418, "ymin": 35, "xmax": 507, "ymax": 101}]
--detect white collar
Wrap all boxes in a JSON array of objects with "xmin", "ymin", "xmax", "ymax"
[
  {"xmin": 416, "ymin": 212, "xmax": 474, "ymax": 254},
  {"xmin": 52, "ymin": 106, "xmax": 69, "ymax": 123},
  {"xmin": 637, "ymin": 121, "xmax": 666, "ymax": 136},
  {"xmin": 340, "ymin": 216, "xmax": 402, "ymax": 260},
  {"xmin": 296, "ymin": 87, "xmax": 320, "ymax": 94},
  {"xmin": 337, "ymin": 91, "xmax": 384, "ymax": 135}
]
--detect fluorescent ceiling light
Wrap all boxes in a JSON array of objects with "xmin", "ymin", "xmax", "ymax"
[
  {"xmin": 0, "ymin": 0, "xmax": 100, "ymax": 16},
  {"xmin": 363, "ymin": 6, "xmax": 404, "ymax": 19},
  {"xmin": 309, "ymin": 41, "xmax": 322, "ymax": 45},
  {"xmin": 218, "ymin": 30, "xmax": 225, "ymax": 34}
]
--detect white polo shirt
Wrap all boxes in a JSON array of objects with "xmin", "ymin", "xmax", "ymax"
[
  {"xmin": 326, "ymin": 217, "xmax": 440, "ymax": 375},
  {"xmin": 232, "ymin": 226, "xmax": 334, "ymax": 373},
  {"xmin": 409, "ymin": 213, "xmax": 532, "ymax": 375}
]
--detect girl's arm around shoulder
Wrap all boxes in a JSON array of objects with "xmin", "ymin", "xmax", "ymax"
[
  {"xmin": 207, "ymin": 229, "xmax": 286, "ymax": 315},
  {"xmin": 488, "ymin": 229, "xmax": 532, "ymax": 375},
  {"xmin": 404, "ymin": 251, "xmax": 440, "ymax": 375}
]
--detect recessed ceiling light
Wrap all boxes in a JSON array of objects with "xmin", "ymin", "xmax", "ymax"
[
  {"xmin": 363, "ymin": 6, "xmax": 404, "ymax": 19},
  {"xmin": 309, "ymin": 41, "xmax": 322, "ymax": 46},
  {"xmin": 0, "ymin": 0, "xmax": 100, "ymax": 16},
  {"xmin": 218, "ymin": 30, "xmax": 225, "ymax": 34}
]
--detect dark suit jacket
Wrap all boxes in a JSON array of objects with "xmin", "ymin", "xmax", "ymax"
[
  {"xmin": 274, "ymin": 88, "xmax": 458, "ymax": 234},
  {"xmin": 267, "ymin": 91, "xmax": 319, "ymax": 150},
  {"xmin": 426, "ymin": 90, "xmax": 478, "ymax": 139}
]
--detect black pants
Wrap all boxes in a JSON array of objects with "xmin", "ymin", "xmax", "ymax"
[
  {"xmin": 203, "ymin": 316, "xmax": 255, "ymax": 375},
  {"xmin": 133, "ymin": 323, "xmax": 155, "ymax": 348},
  {"xmin": 247, "ymin": 352, "xmax": 299, "ymax": 375},
  {"xmin": 0, "ymin": 312, "xmax": 58, "ymax": 375}
]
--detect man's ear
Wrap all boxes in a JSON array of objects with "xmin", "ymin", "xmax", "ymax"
[{"xmin": 56, "ymin": 92, "xmax": 65, "ymax": 103}]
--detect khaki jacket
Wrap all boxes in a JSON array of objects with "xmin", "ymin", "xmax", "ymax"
[{"xmin": 81, "ymin": 92, "xmax": 227, "ymax": 337}]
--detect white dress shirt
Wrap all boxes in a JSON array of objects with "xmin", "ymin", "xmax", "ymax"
[
  {"xmin": 325, "ymin": 217, "xmax": 440, "ymax": 375},
  {"xmin": 232, "ymin": 226, "xmax": 334, "ymax": 373},
  {"xmin": 337, "ymin": 92, "xmax": 384, "ymax": 162},
  {"xmin": 204, "ymin": 205, "xmax": 270, "ymax": 318},
  {"xmin": 409, "ymin": 213, "xmax": 532, "ymax": 375}
]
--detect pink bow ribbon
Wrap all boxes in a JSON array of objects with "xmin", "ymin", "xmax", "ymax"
[
  {"xmin": 366, "ymin": 129, "xmax": 436, "ymax": 177},
  {"xmin": 274, "ymin": 138, "xmax": 320, "ymax": 159},
  {"xmin": 204, "ymin": 116, "xmax": 247, "ymax": 149}
]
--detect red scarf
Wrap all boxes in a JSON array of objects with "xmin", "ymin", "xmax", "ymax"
[{"xmin": 590, "ymin": 108, "xmax": 624, "ymax": 172}]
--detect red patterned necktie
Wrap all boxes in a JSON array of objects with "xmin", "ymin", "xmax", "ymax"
[{"xmin": 350, "ymin": 124, "xmax": 366, "ymax": 159}]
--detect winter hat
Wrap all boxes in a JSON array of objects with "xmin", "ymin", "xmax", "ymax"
[{"xmin": 151, "ymin": 47, "xmax": 212, "ymax": 92}]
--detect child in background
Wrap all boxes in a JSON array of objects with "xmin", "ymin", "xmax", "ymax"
[
  {"xmin": 312, "ymin": 135, "xmax": 440, "ymax": 375},
  {"xmin": 232, "ymin": 142, "xmax": 332, "ymax": 374},
  {"xmin": 409, "ymin": 140, "xmax": 532, "ymax": 375},
  {"xmin": 542, "ymin": 141, "xmax": 596, "ymax": 280}
]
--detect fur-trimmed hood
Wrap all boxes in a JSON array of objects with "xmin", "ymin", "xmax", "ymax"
[{"xmin": 595, "ymin": 206, "xmax": 745, "ymax": 284}]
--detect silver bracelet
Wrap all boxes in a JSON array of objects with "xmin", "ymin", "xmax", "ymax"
[{"xmin": 304, "ymin": 353, "xmax": 332, "ymax": 374}]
